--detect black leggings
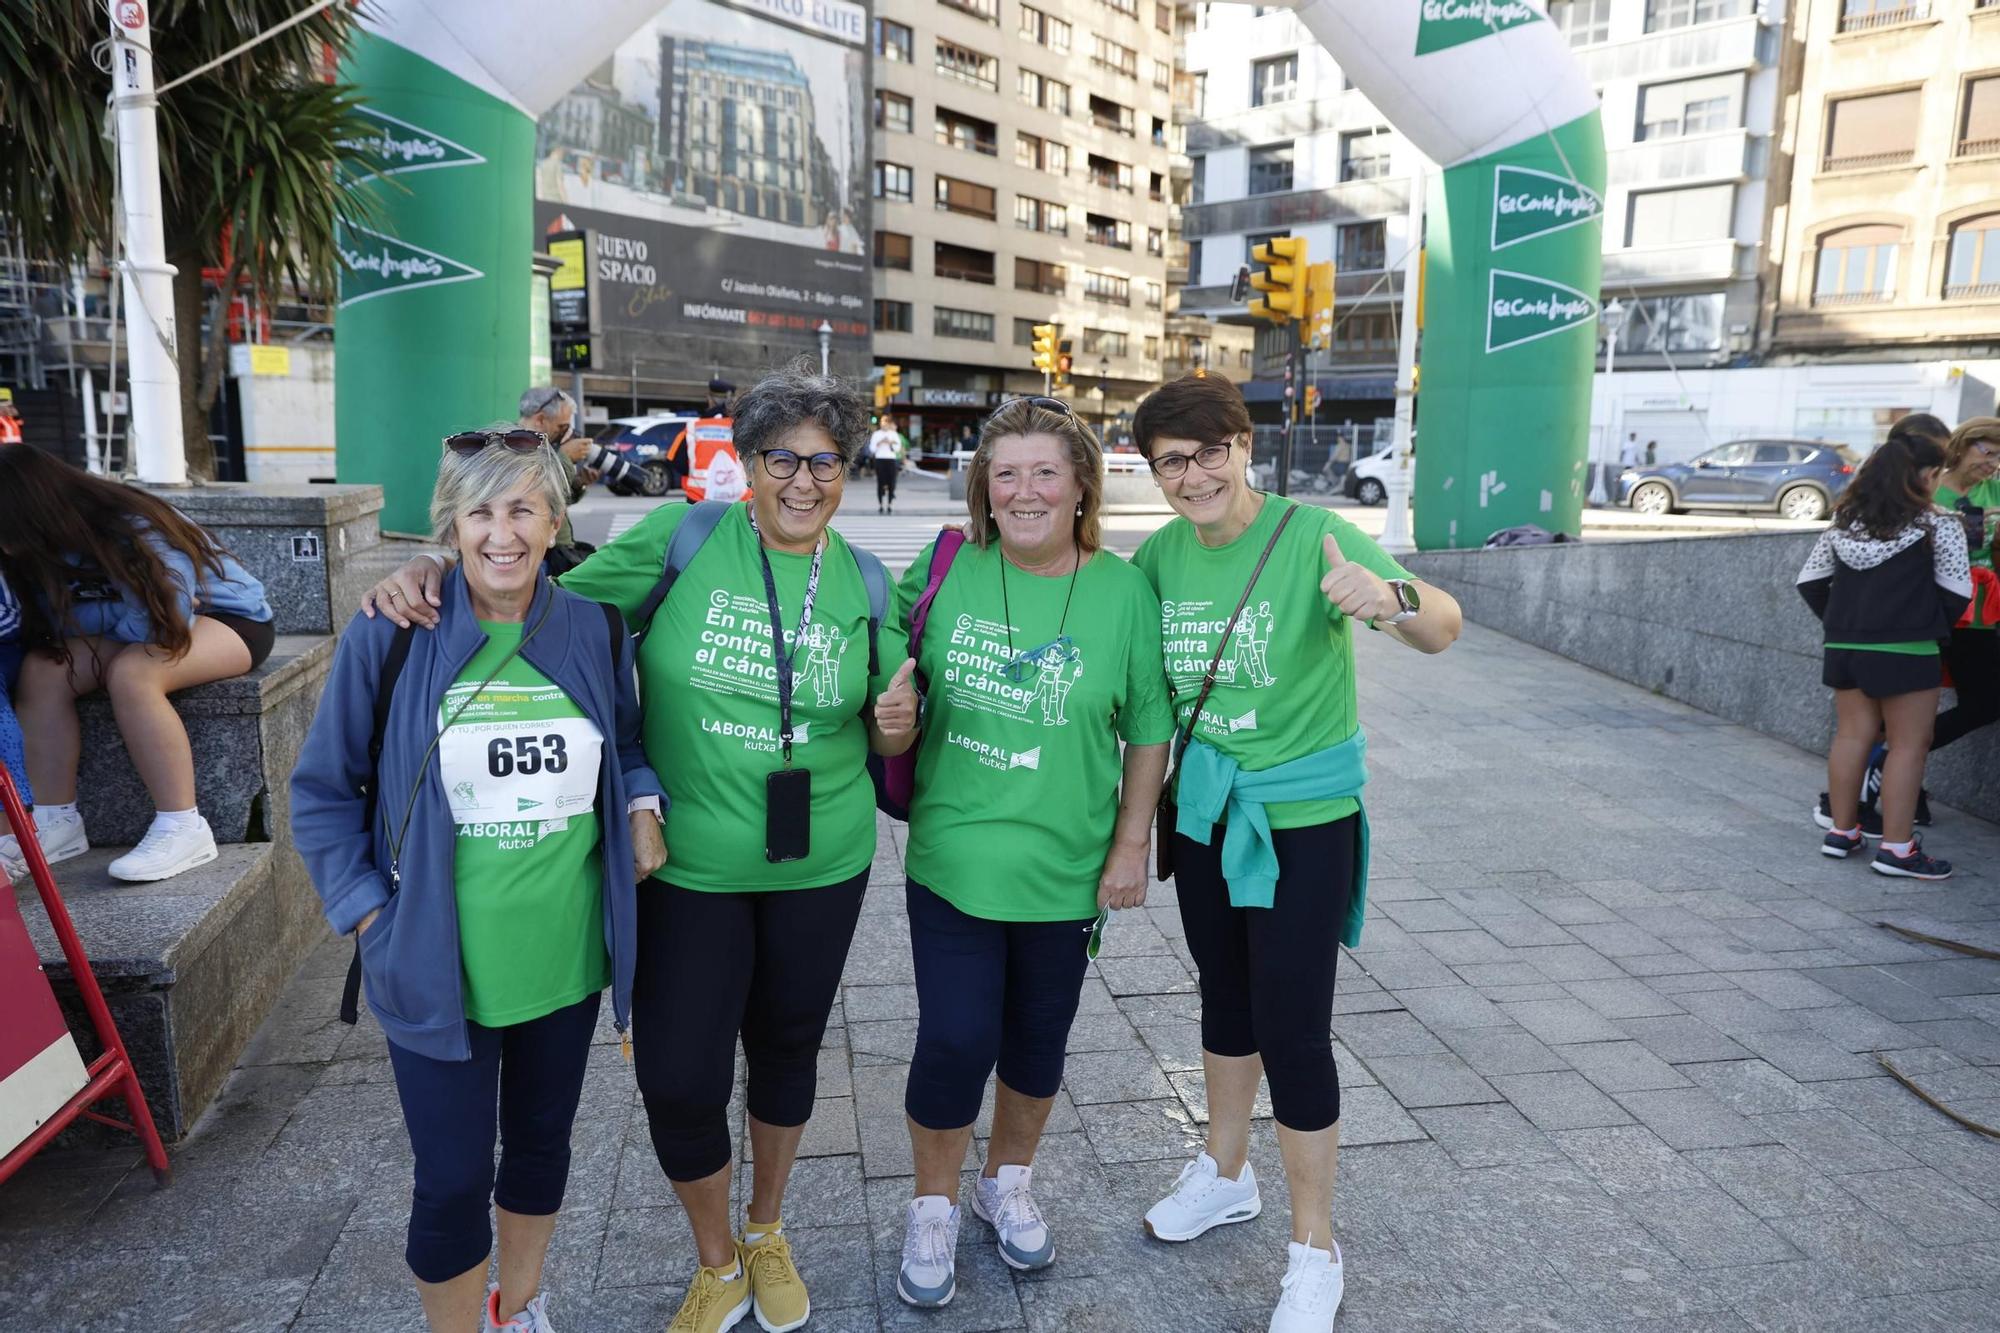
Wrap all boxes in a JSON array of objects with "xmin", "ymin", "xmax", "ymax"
[
  {"xmin": 875, "ymin": 457, "xmax": 899, "ymax": 504},
  {"xmin": 632, "ymin": 871, "xmax": 867, "ymax": 1181},
  {"xmin": 1933, "ymin": 630, "xmax": 2000, "ymax": 753},
  {"xmin": 1174, "ymin": 817, "xmax": 1355, "ymax": 1133}
]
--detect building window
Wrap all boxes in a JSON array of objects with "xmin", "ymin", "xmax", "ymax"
[
  {"xmin": 1187, "ymin": 238, "xmax": 1203, "ymax": 283},
  {"xmin": 935, "ymin": 242, "xmax": 996, "ymax": 285},
  {"xmin": 1014, "ymin": 317, "xmax": 1042, "ymax": 346},
  {"xmin": 1087, "ymin": 213, "xmax": 1133, "ymax": 249},
  {"xmin": 1090, "ymin": 94, "xmax": 1136, "ymax": 137},
  {"xmin": 875, "ymin": 299, "xmax": 912, "ymax": 333},
  {"xmin": 1145, "ymin": 281, "xmax": 1163, "ymax": 310},
  {"xmin": 1332, "ymin": 311, "xmax": 1397, "ymax": 354},
  {"xmin": 1082, "ymin": 328, "xmax": 1128, "ymax": 357},
  {"xmin": 1824, "ymin": 89, "xmax": 1920, "ymax": 172},
  {"xmin": 1147, "ymin": 227, "xmax": 1164, "ymax": 257},
  {"xmin": 1016, "ymin": 133, "xmax": 1069, "ymax": 175},
  {"xmin": 1643, "ymin": 0, "xmax": 1748, "ymax": 33},
  {"xmin": 935, "ymin": 307, "xmax": 995, "ymax": 340},
  {"xmin": 937, "ymin": 108, "xmax": 998, "ymax": 155},
  {"xmin": 1548, "ymin": 0, "xmax": 1613, "ymax": 45},
  {"xmin": 936, "ymin": 39, "xmax": 999, "ymax": 92},
  {"xmin": 1154, "ymin": 59, "xmax": 1172, "ymax": 92},
  {"xmin": 940, "ymin": 0, "xmax": 999, "ymax": 24},
  {"xmin": 1813, "ymin": 224, "xmax": 1901, "ymax": 305},
  {"xmin": 1093, "ymin": 36, "xmax": 1139, "ymax": 80},
  {"xmin": 1101, "ymin": 0, "xmax": 1139, "ymax": 18},
  {"xmin": 874, "ymin": 90, "xmax": 912, "ymax": 134},
  {"xmin": 1156, "ymin": 2, "xmax": 1173, "ymax": 32},
  {"xmin": 1610, "ymin": 293, "xmax": 1726, "ymax": 354},
  {"xmin": 1340, "ymin": 129, "xmax": 1392, "ymax": 182},
  {"xmin": 1252, "ymin": 54, "xmax": 1298, "ymax": 108},
  {"xmin": 875, "ymin": 19, "xmax": 912, "ymax": 62},
  {"xmin": 935, "ymin": 175, "xmax": 997, "ymax": 219},
  {"xmin": 1019, "ymin": 69, "xmax": 1071, "ymax": 116},
  {"xmin": 873, "ymin": 162, "xmax": 912, "ymax": 202},
  {"xmin": 1637, "ymin": 74, "xmax": 1742, "ymax": 141},
  {"xmin": 874, "ymin": 231, "xmax": 913, "ymax": 270},
  {"xmin": 1625, "ymin": 183, "xmax": 1734, "ymax": 246},
  {"xmin": 1015, "ymin": 258, "xmax": 1067, "ymax": 295},
  {"xmin": 1961, "ymin": 75, "xmax": 2000, "ymax": 158},
  {"xmin": 1190, "ymin": 154, "xmax": 1206, "ymax": 205},
  {"xmin": 1088, "ymin": 153, "xmax": 1134, "ymax": 193},
  {"xmin": 1248, "ymin": 143, "xmax": 1295, "ymax": 195},
  {"xmin": 1945, "ymin": 215, "xmax": 2000, "ymax": 299},
  {"xmin": 1085, "ymin": 271, "xmax": 1131, "ymax": 305},
  {"xmin": 1337, "ymin": 220, "xmax": 1387, "ymax": 271},
  {"xmin": 1145, "ymin": 336, "xmax": 1160, "ymax": 363},
  {"xmin": 1019, "ymin": 5, "xmax": 1071, "ymax": 51},
  {"xmin": 1014, "ymin": 195, "xmax": 1069, "ymax": 235},
  {"xmin": 1838, "ymin": 1, "xmax": 1930, "ymax": 34}
]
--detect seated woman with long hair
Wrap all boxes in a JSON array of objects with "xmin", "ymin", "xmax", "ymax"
[{"xmin": 0, "ymin": 448, "xmax": 274, "ymax": 883}]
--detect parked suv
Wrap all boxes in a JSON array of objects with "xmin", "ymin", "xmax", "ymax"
[{"xmin": 1617, "ymin": 439, "xmax": 1856, "ymax": 521}]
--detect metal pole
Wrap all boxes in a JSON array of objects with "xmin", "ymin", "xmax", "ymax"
[
  {"xmin": 109, "ymin": 1, "xmax": 185, "ymax": 484},
  {"xmin": 1589, "ymin": 320, "xmax": 1616, "ymax": 507},
  {"xmin": 1380, "ymin": 177, "xmax": 1424, "ymax": 553},
  {"xmin": 630, "ymin": 358, "xmax": 638, "ymax": 415},
  {"xmin": 817, "ymin": 319, "xmax": 832, "ymax": 376},
  {"xmin": 570, "ymin": 368, "xmax": 585, "ymax": 431}
]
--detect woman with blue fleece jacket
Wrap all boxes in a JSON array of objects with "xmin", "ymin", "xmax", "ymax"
[{"xmin": 0, "ymin": 447, "xmax": 273, "ymax": 883}]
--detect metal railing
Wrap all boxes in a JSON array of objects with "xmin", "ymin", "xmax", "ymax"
[
  {"xmin": 1944, "ymin": 282, "xmax": 2000, "ymax": 300},
  {"xmin": 1837, "ymin": 3, "xmax": 1930, "ymax": 33},
  {"xmin": 1578, "ymin": 14, "xmax": 1764, "ymax": 83},
  {"xmin": 1609, "ymin": 129, "xmax": 1753, "ymax": 185},
  {"xmin": 1958, "ymin": 137, "xmax": 2000, "ymax": 158},
  {"xmin": 1822, "ymin": 149, "xmax": 1915, "ymax": 172},
  {"xmin": 1811, "ymin": 288, "xmax": 1895, "ymax": 307}
]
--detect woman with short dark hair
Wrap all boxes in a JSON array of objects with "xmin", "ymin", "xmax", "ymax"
[{"xmin": 1129, "ymin": 374, "xmax": 1460, "ymax": 1333}]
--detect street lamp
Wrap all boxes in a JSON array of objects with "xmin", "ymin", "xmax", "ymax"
[
  {"xmin": 816, "ymin": 319, "xmax": 833, "ymax": 377},
  {"xmin": 1590, "ymin": 298, "xmax": 1629, "ymax": 507},
  {"xmin": 1095, "ymin": 356, "xmax": 1110, "ymax": 435}
]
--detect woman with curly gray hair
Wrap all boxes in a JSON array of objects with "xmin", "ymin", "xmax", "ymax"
[{"xmin": 366, "ymin": 363, "xmax": 918, "ymax": 1333}]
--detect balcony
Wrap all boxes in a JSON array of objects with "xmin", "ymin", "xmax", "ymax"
[
  {"xmin": 1811, "ymin": 289, "xmax": 1894, "ymax": 308},
  {"xmin": 1958, "ymin": 137, "xmax": 2000, "ymax": 158},
  {"xmin": 1577, "ymin": 14, "xmax": 1766, "ymax": 84},
  {"xmin": 1608, "ymin": 130, "xmax": 1754, "ymax": 187},
  {"xmin": 1945, "ymin": 282, "xmax": 2000, "ymax": 300},
  {"xmin": 1600, "ymin": 239, "xmax": 1740, "ymax": 285},
  {"xmin": 1821, "ymin": 149, "xmax": 1915, "ymax": 173},
  {"xmin": 1181, "ymin": 177, "xmax": 1412, "ymax": 239},
  {"xmin": 1187, "ymin": 99, "xmax": 1340, "ymax": 155},
  {"xmin": 1837, "ymin": 2, "xmax": 1930, "ymax": 33}
]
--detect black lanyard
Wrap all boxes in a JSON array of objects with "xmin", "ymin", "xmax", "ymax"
[{"xmin": 745, "ymin": 512, "xmax": 824, "ymax": 765}]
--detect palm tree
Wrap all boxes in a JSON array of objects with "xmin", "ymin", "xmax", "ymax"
[{"xmin": 0, "ymin": 1, "xmax": 376, "ymax": 478}]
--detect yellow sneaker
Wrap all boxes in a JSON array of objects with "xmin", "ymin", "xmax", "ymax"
[
  {"xmin": 666, "ymin": 1254, "xmax": 752, "ymax": 1333},
  {"xmin": 742, "ymin": 1225, "xmax": 810, "ymax": 1332}
]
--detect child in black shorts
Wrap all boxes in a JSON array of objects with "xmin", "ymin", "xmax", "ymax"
[{"xmin": 1798, "ymin": 431, "xmax": 1970, "ymax": 879}]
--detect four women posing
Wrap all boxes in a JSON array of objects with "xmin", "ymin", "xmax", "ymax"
[{"xmin": 305, "ymin": 367, "xmax": 1459, "ymax": 1333}]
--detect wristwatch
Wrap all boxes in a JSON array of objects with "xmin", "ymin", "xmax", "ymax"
[{"xmin": 1371, "ymin": 579, "xmax": 1421, "ymax": 630}]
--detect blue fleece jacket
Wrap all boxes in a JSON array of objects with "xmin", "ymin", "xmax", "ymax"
[
  {"xmin": 60, "ymin": 518, "xmax": 272, "ymax": 642},
  {"xmin": 290, "ymin": 571, "xmax": 664, "ymax": 1061}
]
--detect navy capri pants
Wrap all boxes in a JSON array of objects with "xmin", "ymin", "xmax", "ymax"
[
  {"xmin": 904, "ymin": 879, "xmax": 1095, "ymax": 1129},
  {"xmin": 385, "ymin": 992, "xmax": 600, "ymax": 1284}
]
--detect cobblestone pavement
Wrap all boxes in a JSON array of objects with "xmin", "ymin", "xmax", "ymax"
[{"xmin": 6, "ymin": 624, "xmax": 2000, "ymax": 1331}]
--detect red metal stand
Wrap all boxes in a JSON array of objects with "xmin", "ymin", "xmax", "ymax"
[{"xmin": 0, "ymin": 769, "xmax": 171, "ymax": 1187}]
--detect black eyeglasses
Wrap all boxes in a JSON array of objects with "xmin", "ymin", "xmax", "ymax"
[
  {"xmin": 759, "ymin": 449, "xmax": 845, "ymax": 482},
  {"xmin": 444, "ymin": 429, "xmax": 550, "ymax": 455},
  {"xmin": 1148, "ymin": 439, "xmax": 1237, "ymax": 479}
]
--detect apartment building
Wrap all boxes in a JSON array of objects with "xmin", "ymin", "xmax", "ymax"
[
  {"xmin": 869, "ymin": 0, "xmax": 1176, "ymax": 446},
  {"xmin": 1764, "ymin": 0, "xmax": 2000, "ymax": 374}
]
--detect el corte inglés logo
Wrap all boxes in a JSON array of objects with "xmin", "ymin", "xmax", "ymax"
[
  {"xmin": 1485, "ymin": 270, "xmax": 1598, "ymax": 353},
  {"xmin": 1415, "ymin": 0, "xmax": 1541, "ymax": 55},
  {"xmin": 337, "ymin": 223, "xmax": 483, "ymax": 308},
  {"xmin": 340, "ymin": 107, "xmax": 487, "ymax": 183},
  {"xmin": 1490, "ymin": 166, "xmax": 1602, "ymax": 251}
]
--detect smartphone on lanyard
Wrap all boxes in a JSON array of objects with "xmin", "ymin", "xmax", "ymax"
[{"xmin": 766, "ymin": 767, "xmax": 812, "ymax": 862}]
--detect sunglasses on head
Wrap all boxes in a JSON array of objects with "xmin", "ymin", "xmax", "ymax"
[
  {"xmin": 444, "ymin": 429, "xmax": 550, "ymax": 456},
  {"xmin": 999, "ymin": 395, "xmax": 1077, "ymax": 418}
]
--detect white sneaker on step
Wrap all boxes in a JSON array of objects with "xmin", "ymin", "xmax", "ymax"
[
  {"xmin": 108, "ymin": 816, "xmax": 217, "ymax": 882},
  {"xmin": 0, "ymin": 812, "xmax": 89, "ymax": 882},
  {"xmin": 1268, "ymin": 1239, "xmax": 1343, "ymax": 1332},
  {"xmin": 1144, "ymin": 1151, "xmax": 1261, "ymax": 1242}
]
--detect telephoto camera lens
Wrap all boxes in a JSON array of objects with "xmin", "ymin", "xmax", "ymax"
[{"xmin": 584, "ymin": 441, "xmax": 642, "ymax": 493}]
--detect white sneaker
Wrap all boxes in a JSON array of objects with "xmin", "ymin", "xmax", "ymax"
[
  {"xmin": 896, "ymin": 1194, "xmax": 959, "ymax": 1308},
  {"xmin": 971, "ymin": 1164, "xmax": 1055, "ymax": 1270},
  {"xmin": 1268, "ymin": 1239, "xmax": 1343, "ymax": 1332},
  {"xmin": 0, "ymin": 811, "xmax": 89, "ymax": 882},
  {"xmin": 486, "ymin": 1284, "xmax": 557, "ymax": 1332},
  {"xmin": 1144, "ymin": 1151, "xmax": 1262, "ymax": 1242},
  {"xmin": 107, "ymin": 815, "xmax": 217, "ymax": 882}
]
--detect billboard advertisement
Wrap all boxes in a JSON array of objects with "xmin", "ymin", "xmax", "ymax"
[{"xmin": 533, "ymin": 0, "xmax": 872, "ymax": 387}]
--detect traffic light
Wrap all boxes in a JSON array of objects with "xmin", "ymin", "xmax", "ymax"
[
  {"xmin": 1304, "ymin": 261, "xmax": 1334, "ymax": 350},
  {"xmin": 1053, "ymin": 339, "xmax": 1074, "ymax": 392},
  {"xmin": 874, "ymin": 363, "xmax": 902, "ymax": 409},
  {"xmin": 1031, "ymin": 324, "xmax": 1059, "ymax": 376},
  {"xmin": 1248, "ymin": 235, "xmax": 1307, "ymax": 323},
  {"xmin": 1305, "ymin": 384, "xmax": 1321, "ymax": 416}
]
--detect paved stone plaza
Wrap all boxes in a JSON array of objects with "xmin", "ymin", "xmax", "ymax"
[{"xmin": 6, "ymin": 622, "xmax": 2000, "ymax": 1331}]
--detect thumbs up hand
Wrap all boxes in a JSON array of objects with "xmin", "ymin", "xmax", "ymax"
[
  {"xmin": 874, "ymin": 658, "xmax": 921, "ymax": 740},
  {"xmin": 1319, "ymin": 533, "xmax": 1397, "ymax": 623}
]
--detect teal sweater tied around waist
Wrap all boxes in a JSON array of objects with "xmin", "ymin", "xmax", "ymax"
[{"xmin": 1174, "ymin": 729, "xmax": 1369, "ymax": 947}]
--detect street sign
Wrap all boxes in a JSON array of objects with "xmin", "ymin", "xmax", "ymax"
[{"xmin": 546, "ymin": 227, "xmax": 596, "ymax": 372}]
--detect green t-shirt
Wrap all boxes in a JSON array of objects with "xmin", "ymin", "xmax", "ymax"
[
  {"xmin": 900, "ymin": 543, "xmax": 1174, "ymax": 922},
  {"xmin": 1825, "ymin": 641, "xmax": 1938, "ymax": 656},
  {"xmin": 1132, "ymin": 495, "xmax": 1412, "ymax": 830},
  {"xmin": 1936, "ymin": 479, "xmax": 1999, "ymax": 630},
  {"xmin": 558, "ymin": 502, "xmax": 907, "ymax": 892},
  {"xmin": 441, "ymin": 623, "xmax": 608, "ymax": 1027}
]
